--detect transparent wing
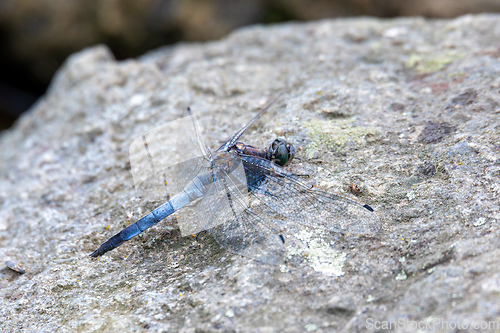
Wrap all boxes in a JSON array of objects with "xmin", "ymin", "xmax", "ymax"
[
  {"xmin": 195, "ymin": 152, "xmax": 286, "ymax": 264},
  {"xmin": 208, "ymin": 207, "xmax": 286, "ymax": 265},
  {"xmin": 177, "ymin": 152, "xmax": 248, "ymax": 236},
  {"xmin": 216, "ymin": 94, "xmax": 282, "ymax": 152},
  {"xmin": 129, "ymin": 114, "xmax": 210, "ymax": 202},
  {"xmin": 240, "ymin": 155, "xmax": 381, "ymax": 236}
]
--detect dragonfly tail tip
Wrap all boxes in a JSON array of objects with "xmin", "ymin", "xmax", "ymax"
[{"xmin": 89, "ymin": 248, "xmax": 103, "ymax": 258}]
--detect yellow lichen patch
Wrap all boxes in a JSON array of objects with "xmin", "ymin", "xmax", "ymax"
[
  {"xmin": 405, "ymin": 52, "xmax": 464, "ymax": 74},
  {"xmin": 304, "ymin": 118, "xmax": 378, "ymax": 159}
]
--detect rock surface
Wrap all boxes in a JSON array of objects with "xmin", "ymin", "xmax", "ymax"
[{"xmin": 1, "ymin": 14, "xmax": 499, "ymax": 332}]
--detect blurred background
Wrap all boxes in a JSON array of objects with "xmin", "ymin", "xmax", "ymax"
[{"xmin": 1, "ymin": 0, "xmax": 500, "ymax": 131}]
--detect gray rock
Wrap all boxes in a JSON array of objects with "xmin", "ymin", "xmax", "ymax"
[{"xmin": 1, "ymin": 14, "xmax": 499, "ymax": 332}]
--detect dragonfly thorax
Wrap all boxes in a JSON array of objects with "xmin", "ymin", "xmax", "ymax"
[
  {"xmin": 230, "ymin": 138, "xmax": 295, "ymax": 167},
  {"xmin": 212, "ymin": 152, "xmax": 242, "ymax": 175}
]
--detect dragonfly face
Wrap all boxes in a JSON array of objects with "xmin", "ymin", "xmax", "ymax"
[{"xmin": 268, "ymin": 138, "xmax": 295, "ymax": 166}]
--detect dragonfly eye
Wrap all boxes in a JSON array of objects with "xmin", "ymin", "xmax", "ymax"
[
  {"xmin": 270, "ymin": 138, "xmax": 295, "ymax": 166},
  {"xmin": 286, "ymin": 143, "xmax": 295, "ymax": 163}
]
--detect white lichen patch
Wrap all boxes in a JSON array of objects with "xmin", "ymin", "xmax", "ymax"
[
  {"xmin": 473, "ymin": 217, "xmax": 487, "ymax": 227},
  {"xmin": 396, "ymin": 270, "xmax": 407, "ymax": 281},
  {"xmin": 367, "ymin": 295, "xmax": 376, "ymax": 302},
  {"xmin": 288, "ymin": 230, "xmax": 347, "ymax": 277},
  {"xmin": 225, "ymin": 309, "xmax": 235, "ymax": 318},
  {"xmin": 406, "ymin": 191, "xmax": 417, "ymax": 201},
  {"xmin": 305, "ymin": 323, "xmax": 318, "ymax": 332}
]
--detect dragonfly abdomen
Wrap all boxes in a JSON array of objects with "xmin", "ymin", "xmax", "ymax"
[
  {"xmin": 90, "ymin": 174, "xmax": 214, "ymax": 257},
  {"xmin": 90, "ymin": 201, "xmax": 175, "ymax": 257}
]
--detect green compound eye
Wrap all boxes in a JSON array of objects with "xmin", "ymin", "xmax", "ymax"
[
  {"xmin": 270, "ymin": 138, "xmax": 295, "ymax": 166},
  {"xmin": 275, "ymin": 144, "xmax": 289, "ymax": 166}
]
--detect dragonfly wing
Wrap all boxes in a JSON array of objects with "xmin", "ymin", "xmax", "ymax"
[
  {"xmin": 91, "ymin": 111, "xmax": 214, "ymax": 257},
  {"xmin": 174, "ymin": 152, "xmax": 246, "ymax": 235},
  {"xmin": 129, "ymin": 111, "xmax": 212, "ymax": 201},
  {"xmin": 190, "ymin": 152, "xmax": 285, "ymax": 264},
  {"xmin": 208, "ymin": 207, "xmax": 286, "ymax": 265},
  {"xmin": 240, "ymin": 155, "xmax": 381, "ymax": 236},
  {"xmin": 216, "ymin": 94, "xmax": 282, "ymax": 152}
]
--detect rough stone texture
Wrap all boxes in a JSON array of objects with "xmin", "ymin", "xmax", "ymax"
[
  {"xmin": 3, "ymin": 0, "xmax": 500, "ymax": 130},
  {"xmin": 1, "ymin": 14, "xmax": 500, "ymax": 332}
]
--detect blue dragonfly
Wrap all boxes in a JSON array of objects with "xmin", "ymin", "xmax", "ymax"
[{"xmin": 90, "ymin": 96, "xmax": 380, "ymax": 263}]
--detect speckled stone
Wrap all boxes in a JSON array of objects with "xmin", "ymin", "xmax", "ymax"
[{"xmin": 1, "ymin": 14, "xmax": 499, "ymax": 332}]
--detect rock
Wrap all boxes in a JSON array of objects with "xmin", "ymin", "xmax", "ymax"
[
  {"xmin": 1, "ymin": 15, "xmax": 500, "ymax": 332},
  {"xmin": 417, "ymin": 121, "xmax": 457, "ymax": 144},
  {"xmin": 3, "ymin": 0, "xmax": 500, "ymax": 130},
  {"xmin": 448, "ymin": 88, "xmax": 478, "ymax": 107}
]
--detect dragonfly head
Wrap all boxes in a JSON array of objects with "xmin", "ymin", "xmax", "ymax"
[{"xmin": 269, "ymin": 138, "xmax": 295, "ymax": 166}]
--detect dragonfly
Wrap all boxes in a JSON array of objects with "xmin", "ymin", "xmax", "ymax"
[{"xmin": 90, "ymin": 96, "xmax": 380, "ymax": 263}]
